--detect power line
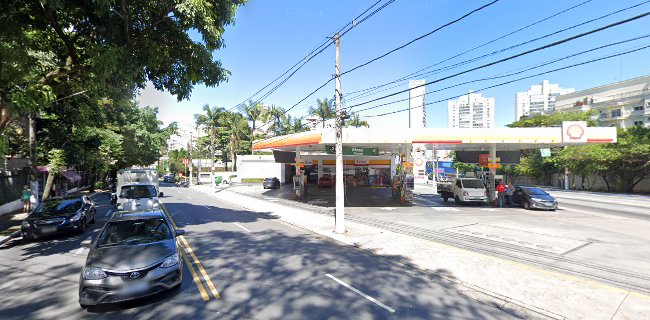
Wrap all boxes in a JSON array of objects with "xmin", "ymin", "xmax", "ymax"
[
  {"xmin": 343, "ymin": 11, "xmax": 650, "ymax": 111},
  {"xmin": 344, "ymin": 0, "xmax": 649, "ymax": 101},
  {"xmin": 361, "ymin": 44, "xmax": 650, "ymax": 118},
  {"xmin": 284, "ymin": 0, "xmax": 499, "ymax": 115},
  {"xmin": 349, "ymin": 34, "xmax": 650, "ymax": 114},
  {"xmin": 239, "ymin": 0, "xmax": 394, "ymax": 112}
]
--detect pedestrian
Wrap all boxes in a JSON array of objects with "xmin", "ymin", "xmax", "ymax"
[
  {"xmin": 496, "ymin": 181, "xmax": 506, "ymax": 208},
  {"xmin": 505, "ymin": 183, "xmax": 515, "ymax": 207},
  {"xmin": 21, "ymin": 185, "xmax": 32, "ymax": 212}
]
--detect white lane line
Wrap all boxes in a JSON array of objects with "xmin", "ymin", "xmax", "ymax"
[
  {"xmin": 187, "ymin": 196, "xmax": 192, "ymax": 200},
  {"xmin": 105, "ymin": 209, "xmax": 114, "ymax": 217},
  {"xmin": 177, "ymin": 189, "xmax": 181, "ymax": 194},
  {"xmin": 203, "ymin": 205, "xmax": 210, "ymax": 210},
  {"xmin": 233, "ymin": 222, "xmax": 251, "ymax": 233},
  {"xmin": 325, "ymin": 273, "xmax": 395, "ymax": 313}
]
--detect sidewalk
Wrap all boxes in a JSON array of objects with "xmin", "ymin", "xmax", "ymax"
[
  {"xmin": 194, "ymin": 184, "xmax": 649, "ymax": 320},
  {"xmin": 0, "ymin": 209, "xmax": 28, "ymax": 245}
]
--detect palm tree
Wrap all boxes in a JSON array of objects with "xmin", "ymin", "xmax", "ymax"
[
  {"xmin": 224, "ymin": 112, "xmax": 250, "ymax": 171},
  {"xmin": 194, "ymin": 104, "xmax": 225, "ymax": 186},
  {"xmin": 309, "ymin": 97, "xmax": 335, "ymax": 128},
  {"xmin": 345, "ymin": 112, "xmax": 370, "ymax": 128},
  {"xmin": 292, "ymin": 116, "xmax": 308, "ymax": 133},
  {"xmin": 243, "ymin": 100, "xmax": 264, "ymax": 138}
]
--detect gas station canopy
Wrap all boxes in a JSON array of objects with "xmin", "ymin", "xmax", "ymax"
[{"xmin": 252, "ymin": 125, "xmax": 617, "ymax": 153}]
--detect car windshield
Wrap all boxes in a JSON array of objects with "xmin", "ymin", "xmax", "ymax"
[
  {"xmin": 522, "ymin": 187, "xmax": 549, "ymax": 196},
  {"xmin": 119, "ymin": 185, "xmax": 157, "ymax": 199},
  {"xmin": 32, "ymin": 198, "xmax": 82, "ymax": 217},
  {"xmin": 96, "ymin": 218, "xmax": 172, "ymax": 247},
  {"xmin": 461, "ymin": 179, "xmax": 484, "ymax": 189}
]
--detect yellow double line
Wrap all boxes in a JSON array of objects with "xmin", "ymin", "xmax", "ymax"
[{"xmin": 161, "ymin": 203, "xmax": 220, "ymax": 301}]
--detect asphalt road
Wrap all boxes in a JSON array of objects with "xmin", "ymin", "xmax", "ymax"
[{"xmin": 0, "ymin": 185, "xmax": 521, "ymax": 320}]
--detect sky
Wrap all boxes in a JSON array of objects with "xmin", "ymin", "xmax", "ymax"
[{"xmin": 137, "ymin": 0, "xmax": 650, "ymax": 129}]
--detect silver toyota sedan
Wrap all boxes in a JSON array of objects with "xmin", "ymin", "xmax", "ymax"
[{"xmin": 78, "ymin": 210, "xmax": 184, "ymax": 307}]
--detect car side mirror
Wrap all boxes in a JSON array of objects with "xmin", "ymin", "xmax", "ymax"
[
  {"xmin": 81, "ymin": 239, "xmax": 92, "ymax": 248},
  {"xmin": 175, "ymin": 229, "xmax": 185, "ymax": 237},
  {"xmin": 159, "ymin": 192, "xmax": 164, "ymax": 197}
]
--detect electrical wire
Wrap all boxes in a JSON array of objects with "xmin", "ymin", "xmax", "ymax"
[
  {"xmin": 344, "ymin": 0, "xmax": 650, "ymax": 101},
  {"xmin": 343, "ymin": 11, "xmax": 650, "ymax": 111},
  {"xmin": 361, "ymin": 44, "xmax": 650, "ymax": 118}
]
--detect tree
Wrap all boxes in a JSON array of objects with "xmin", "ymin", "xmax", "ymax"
[
  {"xmin": 292, "ymin": 116, "xmax": 308, "ymax": 133},
  {"xmin": 195, "ymin": 105, "xmax": 225, "ymax": 186},
  {"xmin": 0, "ymin": 0, "xmax": 244, "ymax": 135},
  {"xmin": 223, "ymin": 112, "xmax": 250, "ymax": 171},
  {"xmin": 309, "ymin": 98, "xmax": 335, "ymax": 128},
  {"xmin": 42, "ymin": 149, "xmax": 66, "ymax": 201},
  {"xmin": 345, "ymin": 112, "xmax": 369, "ymax": 128},
  {"xmin": 243, "ymin": 100, "xmax": 264, "ymax": 139},
  {"xmin": 507, "ymin": 111, "xmax": 598, "ymax": 128}
]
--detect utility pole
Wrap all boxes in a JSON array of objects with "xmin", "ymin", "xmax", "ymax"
[
  {"xmin": 188, "ymin": 133, "xmax": 193, "ymax": 186},
  {"xmin": 334, "ymin": 32, "xmax": 345, "ymax": 234}
]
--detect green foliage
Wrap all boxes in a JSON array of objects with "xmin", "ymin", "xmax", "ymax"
[
  {"xmin": 345, "ymin": 112, "xmax": 370, "ymax": 128},
  {"xmin": 507, "ymin": 111, "xmax": 598, "ymax": 128},
  {"xmin": 309, "ymin": 97, "xmax": 335, "ymax": 128}
]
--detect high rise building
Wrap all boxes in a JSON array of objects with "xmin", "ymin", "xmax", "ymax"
[
  {"xmin": 515, "ymin": 80, "xmax": 574, "ymax": 121},
  {"xmin": 447, "ymin": 92, "xmax": 495, "ymax": 128},
  {"xmin": 554, "ymin": 75, "xmax": 650, "ymax": 129},
  {"xmin": 408, "ymin": 80, "xmax": 426, "ymax": 128}
]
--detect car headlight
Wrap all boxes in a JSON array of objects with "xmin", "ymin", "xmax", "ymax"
[
  {"xmin": 70, "ymin": 212, "xmax": 82, "ymax": 222},
  {"xmin": 21, "ymin": 220, "xmax": 30, "ymax": 228},
  {"xmin": 152, "ymin": 202, "xmax": 160, "ymax": 210},
  {"xmin": 83, "ymin": 267, "xmax": 107, "ymax": 280},
  {"xmin": 160, "ymin": 254, "xmax": 179, "ymax": 268}
]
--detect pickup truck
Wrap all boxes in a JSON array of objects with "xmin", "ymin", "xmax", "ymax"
[{"xmin": 438, "ymin": 178, "xmax": 488, "ymax": 204}]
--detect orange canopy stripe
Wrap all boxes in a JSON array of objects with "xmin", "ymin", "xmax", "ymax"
[{"xmin": 253, "ymin": 132, "xmax": 322, "ymax": 150}]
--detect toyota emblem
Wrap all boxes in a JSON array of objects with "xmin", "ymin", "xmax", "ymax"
[{"xmin": 129, "ymin": 272, "xmax": 141, "ymax": 279}]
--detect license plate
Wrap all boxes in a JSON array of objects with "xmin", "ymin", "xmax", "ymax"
[
  {"xmin": 121, "ymin": 282, "xmax": 149, "ymax": 295},
  {"xmin": 40, "ymin": 226, "xmax": 57, "ymax": 234}
]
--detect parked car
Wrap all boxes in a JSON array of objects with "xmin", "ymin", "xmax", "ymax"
[
  {"xmin": 263, "ymin": 177, "xmax": 281, "ymax": 189},
  {"xmin": 318, "ymin": 174, "xmax": 333, "ymax": 188},
  {"xmin": 512, "ymin": 186, "xmax": 558, "ymax": 210},
  {"xmin": 78, "ymin": 210, "xmax": 184, "ymax": 308},
  {"xmin": 21, "ymin": 195, "xmax": 97, "ymax": 240},
  {"xmin": 163, "ymin": 175, "xmax": 175, "ymax": 183}
]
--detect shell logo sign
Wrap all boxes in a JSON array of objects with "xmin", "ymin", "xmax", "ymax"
[{"xmin": 562, "ymin": 121, "xmax": 588, "ymax": 143}]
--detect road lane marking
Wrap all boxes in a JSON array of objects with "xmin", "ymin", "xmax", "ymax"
[
  {"xmin": 180, "ymin": 247, "xmax": 210, "ymax": 301},
  {"xmin": 177, "ymin": 189, "xmax": 181, "ymax": 194},
  {"xmin": 179, "ymin": 235, "xmax": 220, "ymax": 299},
  {"xmin": 203, "ymin": 205, "xmax": 210, "ymax": 210},
  {"xmin": 187, "ymin": 196, "xmax": 192, "ymax": 200},
  {"xmin": 325, "ymin": 273, "xmax": 395, "ymax": 313},
  {"xmin": 233, "ymin": 223, "xmax": 251, "ymax": 232},
  {"xmin": 105, "ymin": 209, "xmax": 114, "ymax": 217}
]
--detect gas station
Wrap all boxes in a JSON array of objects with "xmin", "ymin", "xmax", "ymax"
[{"xmin": 252, "ymin": 122, "xmax": 617, "ymax": 231}]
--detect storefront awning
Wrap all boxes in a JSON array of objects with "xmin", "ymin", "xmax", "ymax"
[{"xmin": 61, "ymin": 170, "xmax": 82, "ymax": 182}]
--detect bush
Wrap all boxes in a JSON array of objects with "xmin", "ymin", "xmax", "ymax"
[{"xmin": 241, "ymin": 178, "xmax": 264, "ymax": 183}]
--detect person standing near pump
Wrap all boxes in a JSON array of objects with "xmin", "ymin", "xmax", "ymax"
[
  {"xmin": 21, "ymin": 185, "xmax": 32, "ymax": 212},
  {"xmin": 496, "ymin": 182, "xmax": 506, "ymax": 208},
  {"xmin": 505, "ymin": 183, "xmax": 515, "ymax": 207}
]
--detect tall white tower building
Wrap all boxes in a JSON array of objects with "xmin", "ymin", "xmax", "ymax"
[
  {"xmin": 408, "ymin": 80, "xmax": 426, "ymax": 128},
  {"xmin": 447, "ymin": 92, "xmax": 495, "ymax": 128},
  {"xmin": 515, "ymin": 80, "xmax": 574, "ymax": 121}
]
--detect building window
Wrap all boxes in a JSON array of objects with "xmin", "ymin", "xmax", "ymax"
[
  {"xmin": 634, "ymin": 120, "xmax": 644, "ymax": 126},
  {"xmin": 634, "ymin": 106, "xmax": 643, "ymax": 111},
  {"xmin": 611, "ymin": 109, "xmax": 622, "ymax": 118}
]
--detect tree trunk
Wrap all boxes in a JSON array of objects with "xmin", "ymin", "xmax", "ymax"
[
  {"xmin": 42, "ymin": 172, "xmax": 56, "ymax": 201},
  {"xmin": 601, "ymin": 174, "xmax": 611, "ymax": 192}
]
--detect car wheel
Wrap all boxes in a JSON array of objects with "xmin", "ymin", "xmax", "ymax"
[
  {"xmin": 523, "ymin": 201, "xmax": 531, "ymax": 210},
  {"xmin": 78, "ymin": 218, "xmax": 86, "ymax": 234},
  {"xmin": 90, "ymin": 210, "xmax": 96, "ymax": 224},
  {"xmin": 454, "ymin": 196, "xmax": 461, "ymax": 204},
  {"xmin": 443, "ymin": 196, "xmax": 448, "ymax": 202}
]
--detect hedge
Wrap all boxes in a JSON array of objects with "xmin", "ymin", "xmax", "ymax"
[{"xmin": 241, "ymin": 178, "xmax": 264, "ymax": 183}]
